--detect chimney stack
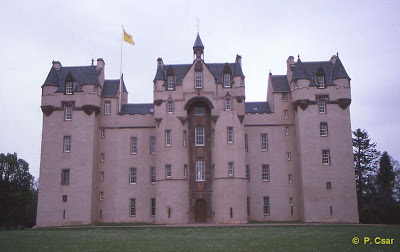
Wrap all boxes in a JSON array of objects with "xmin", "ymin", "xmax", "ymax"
[
  {"xmin": 235, "ymin": 54, "xmax": 242, "ymax": 66},
  {"xmin": 52, "ymin": 60, "xmax": 62, "ymax": 70},
  {"xmin": 157, "ymin": 58, "xmax": 164, "ymax": 69}
]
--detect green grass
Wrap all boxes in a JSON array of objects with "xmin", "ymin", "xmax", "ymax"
[{"xmin": 0, "ymin": 225, "xmax": 399, "ymax": 251}]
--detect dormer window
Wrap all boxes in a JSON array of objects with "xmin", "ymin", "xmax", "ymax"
[
  {"xmin": 66, "ymin": 82, "xmax": 73, "ymax": 95},
  {"xmin": 195, "ymin": 71, "xmax": 202, "ymax": 88},
  {"xmin": 223, "ymin": 73, "xmax": 230, "ymax": 88},
  {"xmin": 317, "ymin": 75, "xmax": 325, "ymax": 88},
  {"xmin": 167, "ymin": 76, "xmax": 174, "ymax": 90}
]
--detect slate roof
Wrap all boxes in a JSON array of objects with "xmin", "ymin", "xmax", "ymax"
[
  {"xmin": 120, "ymin": 103, "xmax": 154, "ymax": 115},
  {"xmin": 271, "ymin": 75, "xmax": 290, "ymax": 92},
  {"xmin": 193, "ymin": 34, "xmax": 204, "ymax": 48},
  {"xmin": 245, "ymin": 102, "xmax": 272, "ymax": 114},
  {"xmin": 154, "ymin": 62, "xmax": 245, "ymax": 84},
  {"xmin": 291, "ymin": 57, "xmax": 350, "ymax": 85},
  {"xmin": 43, "ymin": 65, "xmax": 100, "ymax": 92},
  {"xmin": 101, "ymin": 79, "xmax": 128, "ymax": 97}
]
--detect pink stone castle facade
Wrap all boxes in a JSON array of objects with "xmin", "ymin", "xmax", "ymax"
[{"xmin": 36, "ymin": 34, "xmax": 359, "ymax": 227}]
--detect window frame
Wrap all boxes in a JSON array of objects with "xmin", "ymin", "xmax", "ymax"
[
  {"xmin": 195, "ymin": 105, "xmax": 203, "ymax": 115},
  {"xmin": 101, "ymin": 129, "xmax": 105, "ymax": 138},
  {"xmin": 61, "ymin": 169, "xmax": 70, "ymax": 186},
  {"xmin": 196, "ymin": 161, "xmax": 205, "ymax": 181},
  {"xmin": 263, "ymin": 196, "xmax": 270, "ymax": 216},
  {"xmin": 63, "ymin": 136, "xmax": 71, "ymax": 153},
  {"xmin": 130, "ymin": 137, "xmax": 137, "ymax": 154},
  {"xmin": 227, "ymin": 127, "xmax": 234, "ymax": 144},
  {"xmin": 246, "ymin": 165, "xmax": 250, "ymax": 181},
  {"xmin": 65, "ymin": 82, "xmax": 73, "ymax": 95},
  {"xmin": 100, "ymin": 171, "xmax": 104, "ymax": 181},
  {"xmin": 318, "ymin": 99, "xmax": 326, "ymax": 114},
  {"xmin": 65, "ymin": 106, "xmax": 72, "ymax": 121},
  {"xmin": 195, "ymin": 71, "xmax": 202, "ymax": 89},
  {"xmin": 317, "ymin": 75, "xmax": 325, "ymax": 88},
  {"xmin": 320, "ymin": 122, "xmax": 328, "ymax": 137},
  {"xmin": 99, "ymin": 192, "xmax": 104, "ymax": 201},
  {"xmin": 150, "ymin": 137, "xmax": 156, "ymax": 154},
  {"xmin": 262, "ymin": 164, "xmax": 270, "ymax": 182},
  {"xmin": 326, "ymin": 182, "xmax": 332, "ymax": 189},
  {"xmin": 167, "ymin": 76, "xmax": 174, "ymax": 90},
  {"xmin": 223, "ymin": 73, "xmax": 231, "ymax": 88},
  {"xmin": 195, "ymin": 127, "xmax": 205, "ymax": 146},
  {"xmin": 322, "ymin": 150, "xmax": 330, "ymax": 165},
  {"xmin": 244, "ymin": 134, "xmax": 248, "ymax": 152},
  {"xmin": 165, "ymin": 164, "xmax": 172, "ymax": 178},
  {"xmin": 167, "ymin": 100, "xmax": 173, "ymax": 113},
  {"xmin": 282, "ymin": 93, "xmax": 288, "ymax": 102},
  {"xmin": 228, "ymin": 162, "xmax": 234, "ymax": 176},
  {"xmin": 284, "ymin": 110, "xmax": 288, "ymax": 119},
  {"xmin": 150, "ymin": 167, "xmax": 156, "ymax": 183},
  {"xmin": 151, "ymin": 198, "xmax": 156, "ymax": 217},
  {"xmin": 288, "ymin": 174, "xmax": 293, "ymax": 183},
  {"xmin": 261, "ymin": 133, "xmax": 268, "ymax": 151},
  {"xmin": 104, "ymin": 101, "xmax": 111, "ymax": 115},
  {"xmin": 225, "ymin": 97, "xmax": 231, "ymax": 110},
  {"xmin": 165, "ymin": 130, "xmax": 171, "ymax": 146},
  {"xmin": 129, "ymin": 168, "xmax": 137, "ymax": 184},
  {"xmin": 130, "ymin": 198, "xmax": 136, "ymax": 216},
  {"xmin": 100, "ymin": 153, "xmax": 105, "ymax": 162},
  {"xmin": 183, "ymin": 130, "xmax": 187, "ymax": 147},
  {"xmin": 285, "ymin": 126, "xmax": 290, "ymax": 136},
  {"xmin": 287, "ymin": 152, "xmax": 291, "ymax": 161}
]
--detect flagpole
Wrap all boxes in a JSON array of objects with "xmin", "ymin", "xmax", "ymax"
[{"xmin": 119, "ymin": 25, "xmax": 123, "ymax": 114}]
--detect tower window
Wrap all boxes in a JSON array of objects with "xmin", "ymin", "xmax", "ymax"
[
  {"xmin": 167, "ymin": 76, "xmax": 174, "ymax": 90},
  {"xmin": 195, "ymin": 127, "xmax": 204, "ymax": 146},
  {"xmin": 223, "ymin": 73, "xmax": 230, "ymax": 87},
  {"xmin": 130, "ymin": 168, "xmax": 137, "ymax": 184},
  {"xmin": 227, "ymin": 127, "xmax": 234, "ymax": 143},
  {"xmin": 263, "ymin": 196, "xmax": 270, "ymax": 216},
  {"xmin": 196, "ymin": 161, "xmax": 205, "ymax": 181},
  {"xmin": 165, "ymin": 164, "xmax": 172, "ymax": 178},
  {"xmin": 247, "ymin": 197, "xmax": 250, "ymax": 216},
  {"xmin": 285, "ymin": 127, "xmax": 290, "ymax": 135},
  {"xmin": 284, "ymin": 110, "xmax": 288, "ymax": 119},
  {"xmin": 151, "ymin": 198, "xmax": 156, "ymax": 216},
  {"xmin": 195, "ymin": 105, "xmax": 203, "ymax": 115},
  {"xmin": 165, "ymin": 130, "xmax": 171, "ymax": 146},
  {"xmin": 195, "ymin": 71, "xmax": 202, "ymax": 88},
  {"xmin": 225, "ymin": 98, "xmax": 231, "ymax": 110},
  {"xmin": 326, "ymin": 182, "xmax": 332, "ymax": 189},
  {"xmin": 150, "ymin": 167, "xmax": 156, "ymax": 183},
  {"xmin": 65, "ymin": 107, "xmax": 72, "ymax": 120},
  {"xmin": 131, "ymin": 137, "xmax": 137, "ymax": 154},
  {"xmin": 63, "ymin": 136, "xmax": 71, "ymax": 152},
  {"xmin": 261, "ymin": 134, "xmax": 268, "ymax": 151},
  {"xmin": 228, "ymin": 162, "xmax": 234, "ymax": 176},
  {"xmin": 65, "ymin": 82, "xmax": 73, "ymax": 94},
  {"xmin": 317, "ymin": 75, "xmax": 325, "ymax": 88},
  {"xmin": 246, "ymin": 165, "xmax": 250, "ymax": 181},
  {"xmin": 318, "ymin": 99, "xmax": 326, "ymax": 113},
  {"xmin": 287, "ymin": 152, "xmax": 291, "ymax": 161},
  {"xmin": 282, "ymin": 93, "xmax": 288, "ymax": 102},
  {"xmin": 245, "ymin": 134, "xmax": 248, "ymax": 152},
  {"xmin": 168, "ymin": 101, "xmax": 173, "ymax": 113},
  {"xmin": 62, "ymin": 195, "xmax": 67, "ymax": 202},
  {"xmin": 322, "ymin": 150, "xmax": 330, "ymax": 165},
  {"xmin": 130, "ymin": 198, "xmax": 136, "ymax": 216},
  {"xmin": 262, "ymin": 164, "xmax": 270, "ymax": 181},
  {"xmin": 61, "ymin": 169, "xmax": 70, "ymax": 186},
  {"xmin": 104, "ymin": 101, "xmax": 111, "ymax": 115},
  {"xmin": 150, "ymin": 137, "xmax": 156, "ymax": 154},
  {"xmin": 320, "ymin": 122, "xmax": 328, "ymax": 136},
  {"xmin": 288, "ymin": 174, "xmax": 293, "ymax": 183}
]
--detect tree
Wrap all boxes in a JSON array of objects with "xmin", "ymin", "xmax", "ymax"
[
  {"xmin": 0, "ymin": 153, "xmax": 35, "ymax": 228},
  {"xmin": 352, "ymin": 129, "xmax": 379, "ymax": 213}
]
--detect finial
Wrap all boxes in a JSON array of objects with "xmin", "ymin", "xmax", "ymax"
[
  {"xmin": 197, "ymin": 18, "xmax": 200, "ymax": 34},
  {"xmin": 298, "ymin": 54, "xmax": 300, "ymax": 60},
  {"xmin": 337, "ymin": 52, "xmax": 339, "ymax": 57},
  {"xmin": 91, "ymin": 58, "xmax": 94, "ymax": 65}
]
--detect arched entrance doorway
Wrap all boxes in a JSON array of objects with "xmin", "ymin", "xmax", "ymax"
[{"xmin": 195, "ymin": 199, "xmax": 207, "ymax": 223}]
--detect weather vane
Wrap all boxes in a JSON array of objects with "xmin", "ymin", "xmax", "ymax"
[{"xmin": 197, "ymin": 18, "xmax": 200, "ymax": 34}]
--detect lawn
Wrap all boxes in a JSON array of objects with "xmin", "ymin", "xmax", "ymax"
[{"xmin": 0, "ymin": 224, "xmax": 399, "ymax": 251}]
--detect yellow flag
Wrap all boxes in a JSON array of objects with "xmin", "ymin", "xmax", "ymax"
[{"xmin": 123, "ymin": 28, "xmax": 135, "ymax": 46}]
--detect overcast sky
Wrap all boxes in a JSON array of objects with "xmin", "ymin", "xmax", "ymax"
[{"xmin": 0, "ymin": 0, "xmax": 399, "ymax": 179}]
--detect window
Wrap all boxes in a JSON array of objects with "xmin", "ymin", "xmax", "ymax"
[
  {"xmin": 196, "ymin": 161, "xmax": 205, "ymax": 181},
  {"xmin": 195, "ymin": 127, "xmax": 204, "ymax": 146},
  {"xmin": 288, "ymin": 174, "xmax": 293, "ymax": 183},
  {"xmin": 61, "ymin": 169, "xmax": 70, "ymax": 186},
  {"xmin": 195, "ymin": 71, "xmax": 202, "ymax": 88},
  {"xmin": 322, "ymin": 150, "xmax": 330, "ymax": 165},
  {"xmin": 284, "ymin": 110, "xmax": 288, "ymax": 119},
  {"xmin": 184, "ymin": 164, "xmax": 187, "ymax": 179},
  {"xmin": 263, "ymin": 196, "xmax": 270, "ymax": 216},
  {"xmin": 99, "ymin": 192, "xmax": 104, "ymax": 201},
  {"xmin": 94, "ymin": 86, "xmax": 98, "ymax": 94},
  {"xmin": 100, "ymin": 153, "xmax": 105, "ymax": 162},
  {"xmin": 230, "ymin": 207, "xmax": 233, "ymax": 218},
  {"xmin": 240, "ymin": 78, "xmax": 245, "ymax": 87},
  {"xmin": 64, "ymin": 136, "xmax": 71, "ymax": 152},
  {"xmin": 228, "ymin": 162, "xmax": 234, "ymax": 176},
  {"xmin": 223, "ymin": 73, "xmax": 230, "ymax": 87},
  {"xmin": 318, "ymin": 99, "xmax": 326, "ymax": 113},
  {"xmin": 167, "ymin": 76, "xmax": 174, "ymax": 90},
  {"xmin": 227, "ymin": 127, "xmax": 234, "ymax": 143},
  {"xmin": 326, "ymin": 182, "xmax": 332, "ymax": 189},
  {"xmin": 63, "ymin": 210, "xmax": 66, "ymax": 219},
  {"xmin": 195, "ymin": 105, "xmax": 203, "ymax": 115},
  {"xmin": 330, "ymin": 206, "xmax": 333, "ymax": 216},
  {"xmin": 131, "ymin": 137, "xmax": 137, "ymax": 154},
  {"xmin": 63, "ymin": 195, "xmax": 67, "ymax": 202},
  {"xmin": 168, "ymin": 208, "xmax": 171, "ymax": 218},
  {"xmin": 130, "ymin": 198, "xmax": 136, "ymax": 216},
  {"xmin": 317, "ymin": 75, "xmax": 325, "ymax": 88},
  {"xmin": 101, "ymin": 129, "xmax": 105, "ymax": 138},
  {"xmin": 320, "ymin": 122, "xmax": 328, "ymax": 136},
  {"xmin": 130, "ymin": 168, "xmax": 137, "ymax": 184},
  {"xmin": 183, "ymin": 131, "xmax": 187, "ymax": 147},
  {"xmin": 100, "ymin": 171, "xmax": 104, "ymax": 181},
  {"xmin": 290, "ymin": 198, "xmax": 294, "ymax": 216},
  {"xmin": 150, "ymin": 167, "xmax": 156, "ymax": 183},
  {"xmin": 151, "ymin": 198, "xmax": 156, "ymax": 216},
  {"xmin": 247, "ymin": 197, "xmax": 250, "ymax": 216},
  {"xmin": 294, "ymin": 81, "xmax": 298, "ymax": 88},
  {"xmin": 244, "ymin": 134, "xmax": 248, "ymax": 152},
  {"xmin": 165, "ymin": 130, "xmax": 171, "ymax": 146},
  {"xmin": 150, "ymin": 137, "xmax": 156, "ymax": 154},
  {"xmin": 168, "ymin": 101, "xmax": 173, "ymax": 113},
  {"xmin": 287, "ymin": 152, "xmax": 291, "ymax": 161},
  {"xmin": 104, "ymin": 101, "xmax": 111, "ymax": 115},
  {"xmin": 246, "ymin": 165, "xmax": 250, "ymax": 181},
  {"xmin": 261, "ymin": 134, "xmax": 268, "ymax": 151},
  {"xmin": 166, "ymin": 164, "xmax": 172, "ymax": 178},
  {"xmin": 225, "ymin": 98, "xmax": 231, "ymax": 110},
  {"xmin": 262, "ymin": 164, "xmax": 270, "ymax": 181},
  {"xmin": 66, "ymin": 82, "xmax": 73, "ymax": 94},
  {"xmin": 282, "ymin": 93, "xmax": 288, "ymax": 102},
  {"xmin": 285, "ymin": 127, "xmax": 290, "ymax": 135},
  {"xmin": 65, "ymin": 106, "xmax": 72, "ymax": 120}
]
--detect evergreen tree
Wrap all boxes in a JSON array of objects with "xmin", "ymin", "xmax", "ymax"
[
  {"xmin": 352, "ymin": 129, "xmax": 379, "ymax": 220},
  {"xmin": 0, "ymin": 153, "xmax": 35, "ymax": 228}
]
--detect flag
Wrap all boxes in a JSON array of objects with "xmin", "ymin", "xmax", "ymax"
[{"xmin": 123, "ymin": 28, "xmax": 135, "ymax": 46}]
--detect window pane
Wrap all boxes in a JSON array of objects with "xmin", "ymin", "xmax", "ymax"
[
  {"xmin": 227, "ymin": 127, "xmax": 233, "ymax": 143},
  {"xmin": 130, "ymin": 168, "xmax": 137, "ymax": 184},
  {"xmin": 105, "ymin": 101, "xmax": 111, "ymax": 115},
  {"xmin": 166, "ymin": 130, "xmax": 171, "ymax": 146},
  {"xmin": 262, "ymin": 164, "xmax": 269, "ymax": 181},
  {"xmin": 150, "ymin": 137, "xmax": 156, "ymax": 154},
  {"xmin": 318, "ymin": 99, "xmax": 326, "ymax": 113},
  {"xmin": 195, "ymin": 127, "xmax": 204, "ymax": 146},
  {"xmin": 130, "ymin": 198, "xmax": 136, "ymax": 216},
  {"xmin": 151, "ymin": 167, "xmax": 156, "ymax": 183},
  {"xmin": 196, "ymin": 161, "xmax": 205, "ymax": 181},
  {"xmin": 131, "ymin": 137, "xmax": 137, "ymax": 154},
  {"xmin": 64, "ymin": 136, "xmax": 71, "ymax": 152},
  {"xmin": 225, "ymin": 98, "xmax": 231, "ymax": 110},
  {"xmin": 264, "ymin": 196, "xmax": 270, "ymax": 215},
  {"xmin": 168, "ymin": 76, "xmax": 174, "ymax": 90},
  {"xmin": 166, "ymin": 164, "xmax": 172, "ymax": 177},
  {"xmin": 228, "ymin": 162, "xmax": 234, "ymax": 176},
  {"xmin": 195, "ymin": 105, "xmax": 203, "ymax": 115},
  {"xmin": 224, "ymin": 73, "xmax": 230, "ymax": 87},
  {"xmin": 261, "ymin": 134, "xmax": 268, "ymax": 151},
  {"xmin": 195, "ymin": 71, "xmax": 202, "ymax": 88}
]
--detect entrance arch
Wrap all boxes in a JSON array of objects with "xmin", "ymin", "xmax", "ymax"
[{"xmin": 195, "ymin": 199, "xmax": 207, "ymax": 223}]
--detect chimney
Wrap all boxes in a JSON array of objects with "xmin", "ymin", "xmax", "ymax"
[
  {"xmin": 96, "ymin": 58, "xmax": 105, "ymax": 70},
  {"xmin": 330, "ymin": 54, "xmax": 338, "ymax": 64},
  {"xmin": 157, "ymin": 58, "xmax": 164, "ymax": 69},
  {"xmin": 52, "ymin": 60, "xmax": 62, "ymax": 70},
  {"xmin": 235, "ymin": 54, "xmax": 242, "ymax": 66}
]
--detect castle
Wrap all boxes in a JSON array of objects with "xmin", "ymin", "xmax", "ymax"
[{"xmin": 36, "ymin": 34, "xmax": 359, "ymax": 226}]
